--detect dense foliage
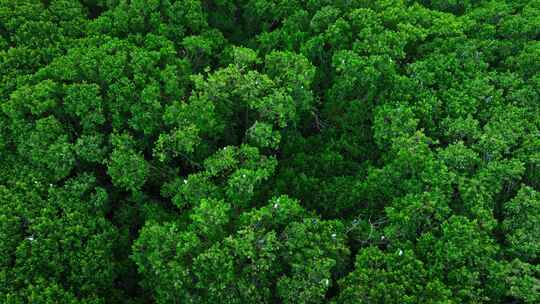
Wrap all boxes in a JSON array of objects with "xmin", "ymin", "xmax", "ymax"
[{"xmin": 1, "ymin": 0, "xmax": 539, "ymax": 303}]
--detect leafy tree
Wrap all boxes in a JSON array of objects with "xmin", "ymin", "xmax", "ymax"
[
  {"xmin": 1, "ymin": 0, "xmax": 539, "ymax": 303},
  {"xmin": 502, "ymin": 185, "xmax": 540, "ymax": 262}
]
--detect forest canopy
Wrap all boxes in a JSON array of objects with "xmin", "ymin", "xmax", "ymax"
[{"xmin": 0, "ymin": 0, "xmax": 539, "ymax": 303}]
